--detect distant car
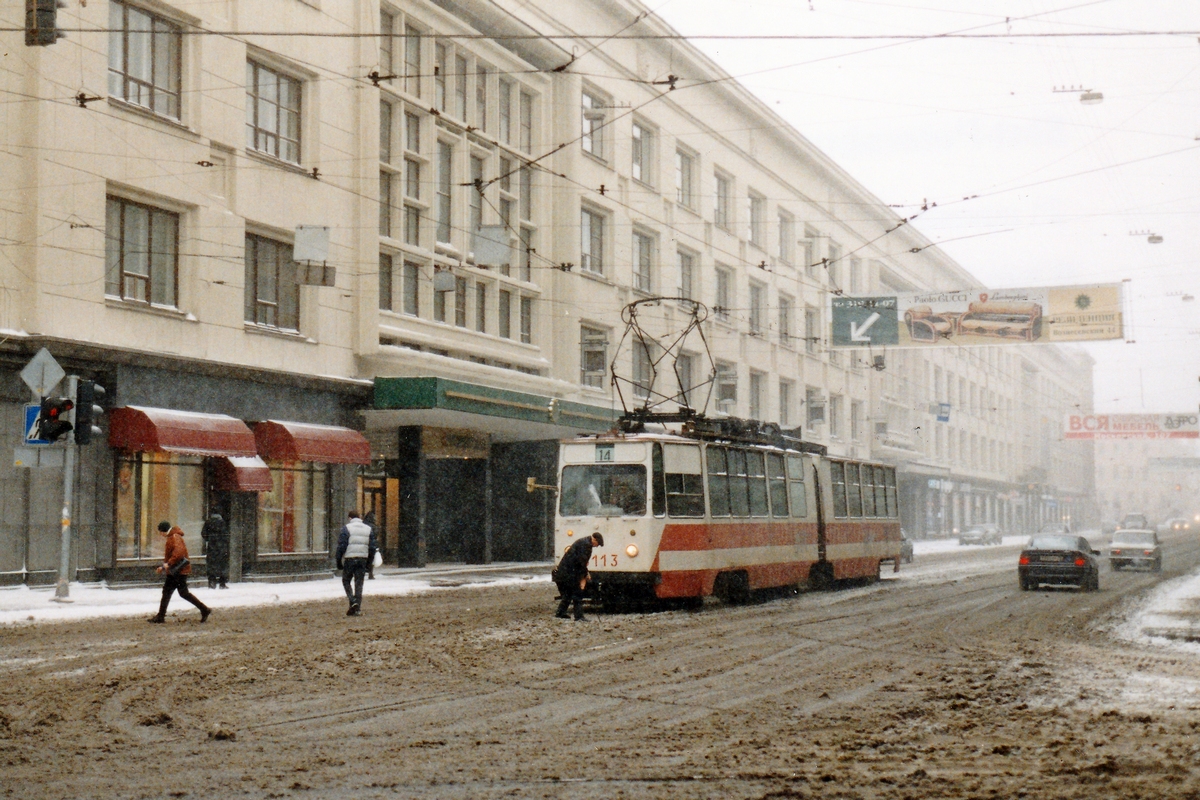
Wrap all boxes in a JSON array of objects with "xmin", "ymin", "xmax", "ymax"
[
  {"xmin": 1119, "ymin": 513, "xmax": 1149, "ymax": 530},
  {"xmin": 899, "ymin": 531, "xmax": 914, "ymax": 564},
  {"xmin": 1038, "ymin": 522, "xmax": 1072, "ymax": 535},
  {"xmin": 1165, "ymin": 518, "xmax": 1191, "ymax": 532},
  {"xmin": 959, "ymin": 524, "xmax": 1002, "ymax": 546},
  {"xmin": 1109, "ymin": 529, "xmax": 1162, "ymax": 572},
  {"xmin": 1019, "ymin": 534, "xmax": 1101, "ymax": 591}
]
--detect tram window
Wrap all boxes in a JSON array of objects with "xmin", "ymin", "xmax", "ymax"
[
  {"xmin": 728, "ymin": 448, "xmax": 750, "ymax": 517},
  {"xmin": 861, "ymin": 464, "xmax": 876, "ymax": 517},
  {"xmin": 747, "ymin": 450, "xmax": 769, "ymax": 517},
  {"xmin": 767, "ymin": 452, "xmax": 788, "ymax": 517},
  {"xmin": 786, "ymin": 454, "xmax": 807, "ymax": 518},
  {"xmin": 885, "ymin": 467, "xmax": 898, "ymax": 518},
  {"xmin": 874, "ymin": 466, "xmax": 888, "ymax": 517},
  {"xmin": 666, "ymin": 474, "xmax": 705, "ymax": 517},
  {"xmin": 845, "ymin": 463, "xmax": 863, "ymax": 517},
  {"xmin": 559, "ymin": 464, "xmax": 647, "ymax": 517},
  {"xmin": 652, "ymin": 443, "xmax": 666, "ymax": 517},
  {"xmin": 707, "ymin": 446, "xmax": 731, "ymax": 517},
  {"xmin": 830, "ymin": 461, "xmax": 848, "ymax": 518},
  {"xmin": 786, "ymin": 454, "xmax": 805, "ymax": 481}
]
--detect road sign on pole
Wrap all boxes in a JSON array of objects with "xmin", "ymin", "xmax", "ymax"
[
  {"xmin": 20, "ymin": 347, "xmax": 65, "ymax": 399},
  {"xmin": 831, "ymin": 296, "xmax": 900, "ymax": 347},
  {"xmin": 23, "ymin": 403, "xmax": 50, "ymax": 445}
]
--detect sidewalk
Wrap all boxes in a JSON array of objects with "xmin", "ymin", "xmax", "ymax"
[{"xmin": 0, "ymin": 562, "xmax": 553, "ymax": 626}]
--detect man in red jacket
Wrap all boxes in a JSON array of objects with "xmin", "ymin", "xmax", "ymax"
[{"xmin": 149, "ymin": 521, "xmax": 211, "ymax": 624}]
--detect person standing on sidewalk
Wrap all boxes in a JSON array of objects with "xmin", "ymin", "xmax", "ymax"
[
  {"xmin": 149, "ymin": 521, "xmax": 210, "ymax": 624},
  {"xmin": 201, "ymin": 512, "xmax": 230, "ymax": 589},
  {"xmin": 336, "ymin": 512, "xmax": 377, "ymax": 616},
  {"xmin": 553, "ymin": 533, "xmax": 603, "ymax": 621}
]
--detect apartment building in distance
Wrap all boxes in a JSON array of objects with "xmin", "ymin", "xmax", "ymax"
[{"xmin": 0, "ymin": 0, "xmax": 1094, "ymax": 586}]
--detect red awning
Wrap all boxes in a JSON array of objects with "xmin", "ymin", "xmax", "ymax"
[
  {"xmin": 213, "ymin": 456, "xmax": 274, "ymax": 492},
  {"xmin": 254, "ymin": 420, "xmax": 371, "ymax": 465},
  {"xmin": 108, "ymin": 406, "xmax": 258, "ymax": 457}
]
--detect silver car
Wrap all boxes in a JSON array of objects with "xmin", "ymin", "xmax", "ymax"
[{"xmin": 1109, "ymin": 529, "xmax": 1162, "ymax": 572}]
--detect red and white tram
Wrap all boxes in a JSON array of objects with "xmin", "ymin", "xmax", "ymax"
[{"xmin": 555, "ymin": 422, "xmax": 902, "ymax": 605}]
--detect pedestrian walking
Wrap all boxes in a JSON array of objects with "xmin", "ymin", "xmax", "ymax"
[
  {"xmin": 553, "ymin": 532, "xmax": 603, "ymax": 621},
  {"xmin": 336, "ymin": 512, "xmax": 377, "ymax": 616},
  {"xmin": 363, "ymin": 510, "xmax": 379, "ymax": 580},
  {"xmin": 201, "ymin": 512, "xmax": 230, "ymax": 589},
  {"xmin": 148, "ymin": 521, "xmax": 211, "ymax": 624}
]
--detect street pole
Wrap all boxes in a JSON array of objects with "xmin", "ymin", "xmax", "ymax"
[{"xmin": 53, "ymin": 375, "xmax": 77, "ymax": 602}]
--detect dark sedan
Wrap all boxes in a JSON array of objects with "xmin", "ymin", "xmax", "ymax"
[
  {"xmin": 1018, "ymin": 534, "xmax": 1100, "ymax": 591},
  {"xmin": 1109, "ymin": 529, "xmax": 1161, "ymax": 572}
]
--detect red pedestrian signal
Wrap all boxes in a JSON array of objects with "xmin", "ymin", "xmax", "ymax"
[{"xmin": 37, "ymin": 397, "xmax": 74, "ymax": 442}]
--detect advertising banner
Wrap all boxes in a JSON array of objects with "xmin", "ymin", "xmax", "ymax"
[
  {"xmin": 1064, "ymin": 413, "xmax": 1199, "ymax": 440},
  {"xmin": 830, "ymin": 283, "xmax": 1123, "ymax": 347}
]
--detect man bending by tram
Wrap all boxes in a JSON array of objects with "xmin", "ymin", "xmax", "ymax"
[{"xmin": 554, "ymin": 532, "xmax": 604, "ymax": 621}]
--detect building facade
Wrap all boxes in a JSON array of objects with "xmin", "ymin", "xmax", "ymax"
[{"xmin": 0, "ymin": 0, "xmax": 1095, "ymax": 586}]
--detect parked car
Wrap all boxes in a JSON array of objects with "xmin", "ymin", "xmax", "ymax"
[
  {"xmin": 1109, "ymin": 529, "xmax": 1162, "ymax": 572},
  {"xmin": 1018, "ymin": 534, "xmax": 1101, "ymax": 591},
  {"xmin": 959, "ymin": 524, "xmax": 1002, "ymax": 546},
  {"xmin": 1119, "ymin": 513, "xmax": 1149, "ymax": 530},
  {"xmin": 1037, "ymin": 522, "xmax": 1072, "ymax": 535},
  {"xmin": 899, "ymin": 531, "xmax": 914, "ymax": 564}
]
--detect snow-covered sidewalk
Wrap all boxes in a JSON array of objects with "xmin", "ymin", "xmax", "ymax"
[
  {"xmin": 1116, "ymin": 571, "xmax": 1200, "ymax": 653},
  {"xmin": 0, "ymin": 563, "xmax": 551, "ymax": 626}
]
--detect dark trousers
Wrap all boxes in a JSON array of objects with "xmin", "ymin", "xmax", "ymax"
[
  {"xmin": 157, "ymin": 575, "xmax": 208, "ymax": 618},
  {"xmin": 555, "ymin": 579, "xmax": 585, "ymax": 619},
  {"xmin": 342, "ymin": 559, "xmax": 368, "ymax": 608}
]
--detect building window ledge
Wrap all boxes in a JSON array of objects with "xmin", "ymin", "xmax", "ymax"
[
  {"xmin": 245, "ymin": 148, "xmax": 308, "ymax": 176},
  {"xmin": 105, "ymin": 296, "xmax": 197, "ymax": 322},
  {"xmin": 244, "ymin": 322, "xmax": 316, "ymax": 344}
]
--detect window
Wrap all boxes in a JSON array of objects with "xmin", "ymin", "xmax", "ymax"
[
  {"xmin": 830, "ymin": 461, "xmax": 847, "ymax": 517},
  {"xmin": 580, "ymin": 208, "xmax": 605, "ymax": 275},
  {"xmin": 498, "ymin": 289, "xmax": 512, "ymax": 338},
  {"xmin": 244, "ymin": 234, "xmax": 300, "ymax": 330},
  {"xmin": 806, "ymin": 386, "xmax": 824, "ymax": 426},
  {"xmin": 827, "ymin": 242, "xmax": 842, "ymax": 287},
  {"xmin": 749, "ymin": 371, "xmax": 763, "ymax": 419},
  {"xmin": 475, "ymin": 65, "xmax": 489, "ymax": 131},
  {"xmin": 779, "ymin": 380, "xmax": 792, "ymax": 427},
  {"xmin": 433, "ymin": 279, "xmax": 447, "ymax": 322},
  {"xmin": 404, "ymin": 204, "xmax": 420, "ymax": 247},
  {"xmin": 475, "ymin": 282, "xmax": 486, "ymax": 332},
  {"xmin": 632, "ymin": 231, "xmax": 653, "ymax": 293},
  {"xmin": 714, "ymin": 172, "xmax": 732, "ymax": 231},
  {"xmin": 631, "ymin": 121, "xmax": 652, "ymax": 184},
  {"xmin": 850, "ymin": 257, "xmax": 862, "ymax": 293},
  {"xmin": 258, "ymin": 462, "xmax": 329, "ymax": 554},
  {"xmin": 402, "ymin": 261, "xmax": 419, "ymax": 315},
  {"xmin": 716, "ymin": 362, "xmax": 737, "ymax": 413},
  {"xmin": 379, "ymin": 11, "xmax": 394, "ymax": 79},
  {"xmin": 434, "ymin": 42, "xmax": 447, "ymax": 112},
  {"xmin": 404, "ymin": 25, "xmax": 422, "ymax": 96},
  {"xmin": 778, "ymin": 294, "xmax": 793, "ymax": 345},
  {"xmin": 675, "ymin": 149, "xmax": 695, "ymax": 208},
  {"xmin": 778, "ymin": 210, "xmax": 794, "ymax": 265},
  {"xmin": 115, "ymin": 453, "xmax": 204, "ymax": 560},
  {"xmin": 436, "ymin": 140, "xmax": 452, "ymax": 244},
  {"xmin": 519, "ymin": 166, "xmax": 532, "ymax": 221},
  {"xmin": 454, "ymin": 54, "xmax": 467, "ymax": 120},
  {"xmin": 803, "ymin": 226, "xmax": 820, "ymax": 276},
  {"xmin": 379, "ymin": 101, "xmax": 393, "ymax": 163},
  {"xmin": 581, "ymin": 326, "xmax": 608, "ymax": 388},
  {"xmin": 677, "ymin": 353, "xmax": 695, "ymax": 407},
  {"xmin": 768, "ymin": 452, "xmax": 788, "ymax": 517},
  {"xmin": 787, "ymin": 454, "xmax": 807, "ymax": 518},
  {"xmin": 851, "ymin": 400, "xmax": 863, "ymax": 442},
  {"xmin": 379, "ymin": 253, "xmax": 393, "ymax": 310},
  {"xmin": 805, "ymin": 306, "xmax": 819, "ymax": 354},
  {"xmin": 469, "ymin": 156, "xmax": 484, "ymax": 234},
  {"xmin": 664, "ymin": 444, "xmax": 704, "ymax": 518},
  {"xmin": 677, "ymin": 250, "xmax": 695, "ymax": 299},
  {"xmin": 379, "ymin": 171, "xmax": 393, "ymax": 236},
  {"xmin": 829, "ymin": 394, "xmax": 843, "ymax": 438},
  {"xmin": 454, "ymin": 276, "xmax": 467, "ymax": 327},
  {"xmin": 405, "ymin": 111, "xmax": 420, "ymax": 152},
  {"xmin": 105, "ymin": 196, "xmax": 179, "ymax": 306},
  {"xmin": 519, "ymin": 295, "xmax": 532, "ymax": 344},
  {"xmin": 520, "ymin": 92, "xmax": 533, "ymax": 154},
  {"xmin": 520, "ymin": 226, "xmax": 535, "ymax": 282},
  {"xmin": 747, "ymin": 192, "xmax": 765, "ymax": 247},
  {"xmin": 498, "ymin": 79, "xmax": 512, "ymax": 143},
  {"xmin": 246, "ymin": 61, "xmax": 301, "ymax": 164},
  {"xmin": 715, "ymin": 266, "xmax": 731, "ymax": 320},
  {"xmin": 108, "ymin": 0, "xmax": 181, "ymax": 119},
  {"xmin": 633, "ymin": 339, "xmax": 655, "ymax": 398},
  {"xmin": 581, "ymin": 91, "xmax": 606, "ymax": 159},
  {"xmin": 707, "ymin": 447, "xmax": 730, "ymax": 517},
  {"xmin": 748, "ymin": 283, "xmax": 765, "ymax": 335}
]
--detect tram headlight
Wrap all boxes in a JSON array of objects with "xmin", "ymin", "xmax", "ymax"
[
  {"xmin": 566, "ymin": 529, "xmax": 574, "ymax": 537},
  {"xmin": 626, "ymin": 544, "xmax": 639, "ymax": 558}
]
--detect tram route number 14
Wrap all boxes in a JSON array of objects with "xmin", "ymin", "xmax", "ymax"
[{"xmin": 592, "ymin": 553, "xmax": 619, "ymax": 567}]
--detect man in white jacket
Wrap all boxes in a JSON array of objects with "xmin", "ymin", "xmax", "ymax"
[{"xmin": 335, "ymin": 512, "xmax": 378, "ymax": 616}]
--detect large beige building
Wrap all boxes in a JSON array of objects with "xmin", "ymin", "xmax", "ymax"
[{"xmin": 0, "ymin": 0, "xmax": 1094, "ymax": 585}]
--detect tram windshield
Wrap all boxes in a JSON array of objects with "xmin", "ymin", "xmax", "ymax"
[{"xmin": 560, "ymin": 465, "xmax": 647, "ymax": 517}]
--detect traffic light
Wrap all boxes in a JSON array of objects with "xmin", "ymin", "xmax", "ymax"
[
  {"xmin": 25, "ymin": 0, "xmax": 67, "ymax": 46},
  {"xmin": 74, "ymin": 380, "xmax": 105, "ymax": 445},
  {"xmin": 37, "ymin": 397, "xmax": 74, "ymax": 442}
]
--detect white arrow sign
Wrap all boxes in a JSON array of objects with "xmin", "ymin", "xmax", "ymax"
[{"xmin": 849, "ymin": 312, "xmax": 881, "ymax": 342}]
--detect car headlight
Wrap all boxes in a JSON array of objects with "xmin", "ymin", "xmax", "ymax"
[{"xmin": 625, "ymin": 544, "xmax": 639, "ymax": 558}]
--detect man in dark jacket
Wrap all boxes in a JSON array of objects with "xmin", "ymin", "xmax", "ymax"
[
  {"xmin": 554, "ymin": 533, "xmax": 603, "ymax": 621},
  {"xmin": 201, "ymin": 513, "xmax": 230, "ymax": 589},
  {"xmin": 336, "ymin": 512, "xmax": 377, "ymax": 616}
]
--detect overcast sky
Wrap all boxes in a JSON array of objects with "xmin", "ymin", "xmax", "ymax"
[{"xmin": 655, "ymin": 0, "xmax": 1200, "ymax": 414}]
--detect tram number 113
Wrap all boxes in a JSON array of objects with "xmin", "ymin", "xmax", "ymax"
[{"xmin": 592, "ymin": 553, "xmax": 618, "ymax": 568}]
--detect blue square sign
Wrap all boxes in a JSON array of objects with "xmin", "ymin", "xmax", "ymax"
[{"xmin": 24, "ymin": 403, "xmax": 50, "ymax": 445}]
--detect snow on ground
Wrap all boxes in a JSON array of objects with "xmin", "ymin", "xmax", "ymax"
[
  {"xmin": 1114, "ymin": 570, "xmax": 1200, "ymax": 654},
  {"xmin": 0, "ymin": 565, "xmax": 549, "ymax": 627}
]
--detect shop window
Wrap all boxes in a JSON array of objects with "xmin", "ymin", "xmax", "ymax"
[
  {"xmin": 115, "ymin": 452, "xmax": 205, "ymax": 561},
  {"xmin": 258, "ymin": 462, "xmax": 329, "ymax": 554}
]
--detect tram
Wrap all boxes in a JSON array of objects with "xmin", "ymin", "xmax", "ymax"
[{"xmin": 554, "ymin": 417, "xmax": 903, "ymax": 605}]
